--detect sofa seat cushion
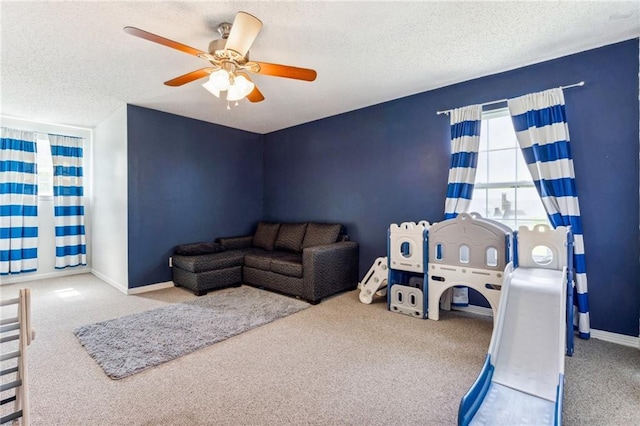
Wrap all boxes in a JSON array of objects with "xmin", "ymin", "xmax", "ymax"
[
  {"xmin": 274, "ymin": 223, "xmax": 308, "ymax": 253},
  {"xmin": 173, "ymin": 250, "xmax": 245, "ymax": 273},
  {"xmin": 301, "ymin": 223, "xmax": 343, "ymax": 248},
  {"xmin": 244, "ymin": 251, "xmax": 290, "ymax": 271},
  {"xmin": 270, "ymin": 254, "xmax": 303, "ymax": 278}
]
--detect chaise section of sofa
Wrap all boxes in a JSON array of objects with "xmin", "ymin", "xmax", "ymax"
[{"xmin": 171, "ymin": 221, "xmax": 359, "ymax": 303}]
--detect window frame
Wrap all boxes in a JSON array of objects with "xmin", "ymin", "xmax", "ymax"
[{"xmin": 469, "ymin": 107, "xmax": 550, "ymax": 229}]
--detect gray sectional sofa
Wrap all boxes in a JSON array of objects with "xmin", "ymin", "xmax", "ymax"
[{"xmin": 172, "ymin": 222, "xmax": 359, "ymax": 304}]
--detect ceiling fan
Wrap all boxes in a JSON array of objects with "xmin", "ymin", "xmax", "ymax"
[{"xmin": 124, "ymin": 11, "xmax": 317, "ymax": 106}]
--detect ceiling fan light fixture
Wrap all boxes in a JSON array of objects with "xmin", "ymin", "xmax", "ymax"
[
  {"xmin": 202, "ymin": 79, "xmax": 221, "ymax": 97},
  {"xmin": 226, "ymin": 83, "xmax": 243, "ymax": 102},
  {"xmin": 226, "ymin": 76, "xmax": 253, "ymax": 101},
  {"xmin": 235, "ymin": 75, "xmax": 255, "ymax": 97},
  {"xmin": 210, "ymin": 69, "xmax": 231, "ymax": 91}
]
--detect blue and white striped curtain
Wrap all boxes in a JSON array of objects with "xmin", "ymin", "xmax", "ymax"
[
  {"xmin": 443, "ymin": 105, "xmax": 482, "ymax": 306},
  {"xmin": 0, "ymin": 128, "xmax": 38, "ymax": 275},
  {"xmin": 507, "ymin": 88, "xmax": 590, "ymax": 338},
  {"xmin": 444, "ymin": 104, "xmax": 482, "ymax": 220},
  {"xmin": 49, "ymin": 134, "xmax": 86, "ymax": 269}
]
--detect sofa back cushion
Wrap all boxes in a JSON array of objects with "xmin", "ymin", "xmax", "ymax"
[
  {"xmin": 174, "ymin": 242, "xmax": 224, "ymax": 256},
  {"xmin": 274, "ymin": 223, "xmax": 308, "ymax": 253},
  {"xmin": 252, "ymin": 222, "xmax": 281, "ymax": 251},
  {"xmin": 302, "ymin": 223, "xmax": 343, "ymax": 248}
]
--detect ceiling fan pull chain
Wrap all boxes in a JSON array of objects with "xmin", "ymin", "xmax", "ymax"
[
  {"xmin": 235, "ymin": 101, "xmax": 239, "ymax": 107},
  {"xmin": 227, "ymin": 101, "xmax": 231, "ymax": 111}
]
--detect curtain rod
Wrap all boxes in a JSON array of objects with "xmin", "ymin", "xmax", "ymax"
[
  {"xmin": 2, "ymin": 129, "xmax": 83, "ymax": 139},
  {"xmin": 436, "ymin": 81, "xmax": 585, "ymax": 115}
]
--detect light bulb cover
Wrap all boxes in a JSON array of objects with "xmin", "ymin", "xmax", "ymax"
[
  {"xmin": 234, "ymin": 75, "xmax": 255, "ymax": 98},
  {"xmin": 210, "ymin": 69, "xmax": 230, "ymax": 91},
  {"xmin": 202, "ymin": 80, "xmax": 220, "ymax": 97},
  {"xmin": 226, "ymin": 82, "xmax": 243, "ymax": 101}
]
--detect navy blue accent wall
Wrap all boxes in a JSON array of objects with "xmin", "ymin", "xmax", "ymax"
[
  {"xmin": 127, "ymin": 105, "xmax": 264, "ymax": 288},
  {"xmin": 263, "ymin": 39, "xmax": 639, "ymax": 337}
]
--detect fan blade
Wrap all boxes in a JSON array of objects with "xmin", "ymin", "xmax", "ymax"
[
  {"xmin": 164, "ymin": 68, "xmax": 214, "ymax": 87},
  {"xmin": 123, "ymin": 26, "xmax": 206, "ymax": 57},
  {"xmin": 237, "ymin": 72, "xmax": 265, "ymax": 102},
  {"xmin": 224, "ymin": 12, "xmax": 263, "ymax": 57},
  {"xmin": 252, "ymin": 62, "xmax": 317, "ymax": 81}
]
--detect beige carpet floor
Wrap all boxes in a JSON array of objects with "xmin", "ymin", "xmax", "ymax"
[{"xmin": 1, "ymin": 273, "xmax": 638, "ymax": 425}]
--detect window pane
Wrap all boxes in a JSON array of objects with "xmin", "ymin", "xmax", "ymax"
[
  {"xmin": 516, "ymin": 187, "xmax": 548, "ymax": 222},
  {"xmin": 487, "ymin": 115, "xmax": 517, "ymax": 150},
  {"xmin": 468, "ymin": 188, "xmax": 488, "ymax": 217},
  {"xmin": 479, "ymin": 122, "xmax": 489, "ymax": 152},
  {"xmin": 476, "ymin": 151, "xmax": 488, "ymax": 183},
  {"xmin": 36, "ymin": 137, "xmax": 53, "ymax": 197},
  {"xmin": 488, "ymin": 187, "xmax": 515, "ymax": 219},
  {"xmin": 487, "ymin": 149, "xmax": 516, "ymax": 183},
  {"xmin": 516, "ymin": 149, "xmax": 531, "ymax": 181}
]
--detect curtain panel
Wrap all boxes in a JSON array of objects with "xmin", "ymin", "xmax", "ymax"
[
  {"xmin": 48, "ymin": 134, "xmax": 87, "ymax": 269},
  {"xmin": 0, "ymin": 127, "xmax": 38, "ymax": 275},
  {"xmin": 444, "ymin": 105, "xmax": 482, "ymax": 220},
  {"xmin": 507, "ymin": 88, "xmax": 590, "ymax": 338},
  {"xmin": 443, "ymin": 104, "xmax": 482, "ymax": 306}
]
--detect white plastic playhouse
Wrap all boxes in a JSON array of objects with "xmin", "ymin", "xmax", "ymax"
[{"xmin": 358, "ymin": 213, "xmax": 575, "ymax": 425}]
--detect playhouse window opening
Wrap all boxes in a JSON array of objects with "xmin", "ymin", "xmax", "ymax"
[
  {"xmin": 486, "ymin": 247, "xmax": 498, "ymax": 267},
  {"xmin": 459, "ymin": 245, "xmax": 470, "ymax": 264}
]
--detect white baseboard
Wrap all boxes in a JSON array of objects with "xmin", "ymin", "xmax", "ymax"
[
  {"xmin": 452, "ymin": 304, "xmax": 639, "ymax": 349},
  {"xmin": 91, "ymin": 271, "xmax": 175, "ymax": 295},
  {"xmin": 127, "ymin": 281, "xmax": 174, "ymax": 294},
  {"xmin": 91, "ymin": 269, "xmax": 128, "ymax": 294},
  {"xmin": 590, "ymin": 329, "xmax": 640, "ymax": 349},
  {"xmin": 1, "ymin": 267, "xmax": 91, "ymax": 285},
  {"xmin": 452, "ymin": 305, "xmax": 493, "ymax": 317}
]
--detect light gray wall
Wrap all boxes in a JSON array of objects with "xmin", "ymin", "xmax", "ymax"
[{"xmin": 91, "ymin": 107, "xmax": 128, "ymax": 291}]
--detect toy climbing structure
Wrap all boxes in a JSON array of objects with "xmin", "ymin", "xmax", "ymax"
[
  {"xmin": 387, "ymin": 221, "xmax": 430, "ymax": 318},
  {"xmin": 358, "ymin": 215, "xmax": 575, "ymax": 425},
  {"xmin": 458, "ymin": 225, "xmax": 573, "ymax": 425},
  {"xmin": 358, "ymin": 256, "xmax": 389, "ymax": 304},
  {"xmin": 427, "ymin": 213, "xmax": 512, "ymax": 323}
]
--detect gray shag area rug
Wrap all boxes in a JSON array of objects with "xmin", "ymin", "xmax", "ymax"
[{"xmin": 74, "ymin": 286, "xmax": 310, "ymax": 379}]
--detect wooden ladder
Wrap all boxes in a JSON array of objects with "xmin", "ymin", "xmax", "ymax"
[{"xmin": 1, "ymin": 288, "xmax": 35, "ymax": 425}]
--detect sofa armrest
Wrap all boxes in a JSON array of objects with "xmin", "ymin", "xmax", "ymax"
[
  {"xmin": 216, "ymin": 235, "xmax": 253, "ymax": 250},
  {"xmin": 302, "ymin": 241, "xmax": 359, "ymax": 303}
]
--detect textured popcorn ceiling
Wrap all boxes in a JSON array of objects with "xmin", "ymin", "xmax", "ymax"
[{"xmin": 1, "ymin": 1, "xmax": 638, "ymax": 134}]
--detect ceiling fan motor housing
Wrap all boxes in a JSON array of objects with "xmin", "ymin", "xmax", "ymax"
[{"xmin": 208, "ymin": 38, "xmax": 249, "ymax": 63}]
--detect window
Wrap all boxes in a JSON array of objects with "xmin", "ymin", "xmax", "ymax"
[
  {"xmin": 468, "ymin": 108, "xmax": 550, "ymax": 230},
  {"xmin": 35, "ymin": 136, "xmax": 53, "ymax": 198}
]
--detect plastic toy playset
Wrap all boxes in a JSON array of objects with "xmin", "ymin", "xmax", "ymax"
[{"xmin": 358, "ymin": 213, "xmax": 574, "ymax": 426}]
